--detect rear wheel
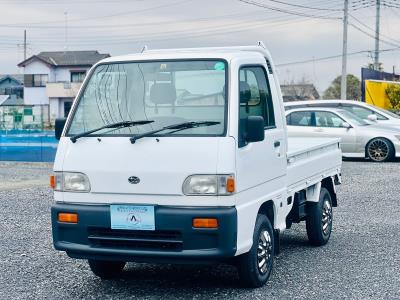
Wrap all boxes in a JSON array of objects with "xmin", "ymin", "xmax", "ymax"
[
  {"xmin": 237, "ymin": 214, "xmax": 274, "ymax": 288},
  {"xmin": 88, "ymin": 260, "xmax": 126, "ymax": 279},
  {"xmin": 366, "ymin": 137, "xmax": 394, "ymax": 162},
  {"xmin": 306, "ymin": 187, "xmax": 333, "ymax": 246}
]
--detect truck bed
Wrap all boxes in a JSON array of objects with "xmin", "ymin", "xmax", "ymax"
[{"xmin": 286, "ymin": 137, "xmax": 342, "ymax": 194}]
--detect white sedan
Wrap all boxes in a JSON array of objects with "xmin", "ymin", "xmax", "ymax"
[
  {"xmin": 284, "ymin": 99, "xmax": 400, "ymax": 127},
  {"xmin": 285, "ymin": 107, "xmax": 400, "ymax": 162}
]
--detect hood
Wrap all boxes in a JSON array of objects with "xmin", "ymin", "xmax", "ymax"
[
  {"xmin": 366, "ymin": 123, "xmax": 400, "ymax": 134},
  {"xmin": 58, "ymin": 136, "xmax": 235, "ymax": 196}
]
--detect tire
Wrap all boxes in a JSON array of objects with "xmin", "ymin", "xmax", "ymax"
[
  {"xmin": 366, "ymin": 137, "xmax": 394, "ymax": 162},
  {"xmin": 88, "ymin": 259, "xmax": 126, "ymax": 279},
  {"xmin": 237, "ymin": 214, "xmax": 274, "ymax": 288},
  {"xmin": 306, "ymin": 187, "xmax": 333, "ymax": 246}
]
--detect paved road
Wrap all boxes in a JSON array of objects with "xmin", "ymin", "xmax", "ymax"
[{"xmin": 0, "ymin": 161, "xmax": 399, "ymax": 299}]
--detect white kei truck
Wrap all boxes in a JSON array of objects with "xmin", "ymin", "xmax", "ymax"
[{"xmin": 51, "ymin": 43, "xmax": 342, "ymax": 288}]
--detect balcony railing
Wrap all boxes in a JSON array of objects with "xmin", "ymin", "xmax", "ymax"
[{"xmin": 46, "ymin": 82, "xmax": 82, "ymax": 98}]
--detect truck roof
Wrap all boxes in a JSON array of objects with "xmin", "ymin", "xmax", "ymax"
[{"xmin": 99, "ymin": 42, "xmax": 274, "ymax": 66}]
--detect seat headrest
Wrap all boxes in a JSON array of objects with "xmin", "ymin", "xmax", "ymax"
[
  {"xmin": 150, "ymin": 83, "xmax": 176, "ymax": 105},
  {"xmin": 239, "ymin": 81, "xmax": 251, "ymax": 104}
]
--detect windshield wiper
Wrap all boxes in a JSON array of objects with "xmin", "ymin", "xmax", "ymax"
[
  {"xmin": 70, "ymin": 120, "xmax": 154, "ymax": 143},
  {"xmin": 129, "ymin": 121, "xmax": 220, "ymax": 144}
]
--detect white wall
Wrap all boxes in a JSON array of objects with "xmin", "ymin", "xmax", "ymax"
[
  {"xmin": 22, "ymin": 60, "xmax": 54, "ymax": 105},
  {"xmin": 54, "ymin": 67, "xmax": 89, "ymax": 82},
  {"xmin": 23, "ymin": 60, "xmax": 55, "ymax": 81}
]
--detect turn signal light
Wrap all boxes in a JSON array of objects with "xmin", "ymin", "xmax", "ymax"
[
  {"xmin": 58, "ymin": 212, "xmax": 78, "ymax": 224},
  {"xmin": 50, "ymin": 175, "xmax": 55, "ymax": 189},
  {"xmin": 193, "ymin": 218, "xmax": 218, "ymax": 228},
  {"xmin": 226, "ymin": 177, "xmax": 235, "ymax": 193}
]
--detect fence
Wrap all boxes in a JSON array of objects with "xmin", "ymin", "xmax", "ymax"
[
  {"xmin": 0, "ymin": 130, "xmax": 57, "ymax": 162},
  {"xmin": 0, "ymin": 105, "xmax": 50, "ymax": 130}
]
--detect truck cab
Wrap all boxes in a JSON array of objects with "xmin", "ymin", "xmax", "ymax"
[{"xmin": 51, "ymin": 44, "xmax": 342, "ymax": 287}]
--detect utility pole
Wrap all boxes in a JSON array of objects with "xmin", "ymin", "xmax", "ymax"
[
  {"xmin": 374, "ymin": 0, "xmax": 381, "ymax": 70},
  {"xmin": 23, "ymin": 30, "xmax": 27, "ymax": 60},
  {"xmin": 341, "ymin": 0, "xmax": 349, "ymax": 100},
  {"xmin": 64, "ymin": 11, "xmax": 68, "ymax": 50}
]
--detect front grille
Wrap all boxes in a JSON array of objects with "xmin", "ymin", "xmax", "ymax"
[{"xmin": 87, "ymin": 227, "xmax": 183, "ymax": 252}]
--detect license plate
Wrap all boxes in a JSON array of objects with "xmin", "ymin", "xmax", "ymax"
[{"xmin": 110, "ymin": 205, "xmax": 155, "ymax": 231}]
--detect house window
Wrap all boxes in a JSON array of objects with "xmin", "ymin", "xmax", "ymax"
[
  {"xmin": 64, "ymin": 101, "xmax": 73, "ymax": 117},
  {"xmin": 71, "ymin": 71, "xmax": 86, "ymax": 83},
  {"xmin": 23, "ymin": 74, "xmax": 48, "ymax": 87}
]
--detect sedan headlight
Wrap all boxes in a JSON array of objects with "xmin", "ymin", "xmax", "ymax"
[
  {"xmin": 53, "ymin": 172, "xmax": 91, "ymax": 192},
  {"xmin": 183, "ymin": 174, "xmax": 235, "ymax": 195}
]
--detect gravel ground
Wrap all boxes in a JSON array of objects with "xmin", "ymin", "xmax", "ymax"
[{"xmin": 0, "ymin": 161, "xmax": 399, "ymax": 299}]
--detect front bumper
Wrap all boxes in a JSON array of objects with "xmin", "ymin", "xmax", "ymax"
[{"xmin": 51, "ymin": 203, "xmax": 237, "ymax": 264}]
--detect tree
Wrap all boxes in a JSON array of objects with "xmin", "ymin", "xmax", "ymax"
[
  {"xmin": 386, "ymin": 84, "xmax": 400, "ymax": 110},
  {"xmin": 323, "ymin": 74, "xmax": 361, "ymax": 100}
]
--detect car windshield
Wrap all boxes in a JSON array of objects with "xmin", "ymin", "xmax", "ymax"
[
  {"xmin": 339, "ymin": 110, "xmax": 370, "ymax": 126},
  {"xmin": 368, "ymin": 104, "xmax": 400, "ymax": 119},
  {"xmin": 67, "ymin": 60, "xmax": 227, "ymax": 136}
]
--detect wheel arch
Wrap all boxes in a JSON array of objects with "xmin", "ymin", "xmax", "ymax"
[
  {"xmin": 321, "ymin": 177, "xmax": 337, "ymax": 207},
  {"xmin": 257, "ymin": 200, "xmax": 275, "ymax": 228}
]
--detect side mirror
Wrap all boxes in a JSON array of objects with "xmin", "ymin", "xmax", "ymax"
[
  {"xmin": 246, "ymin": 116, "xmax": 265, "ymax": 143},
  {"xmin": 342, "ymin": 122, "xmax": 351, "ymax": 129},
  {"xmin": 367, "ymin": 114, "xmax": 378, "ymax": 122},
  {"xmin": 55, "ymin": 118, "xmax": 67, "ymax": 140}
]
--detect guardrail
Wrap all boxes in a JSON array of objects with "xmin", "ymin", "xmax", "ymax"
[{"xmin": 0, "ymin": 130, "xmax": 57, "ymax": 162}]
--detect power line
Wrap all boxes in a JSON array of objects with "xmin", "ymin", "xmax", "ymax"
[
  {"xmin": 275, "ymin": 46, "xmax": 400, "ymax": 67},
  {"xmin": 0, "ymin": 0, "xmax": 194, "ymax": 27},
  {"xmin": 349, "ymin": 22, "xmax": 400, "ymax": 48},
  {"xmin": 237, "ymin": 0, "xmax": 342, "ymax": 20},
  {"xmin": 348, "ymin": 13, "xmax": 400, "ymax": 45},
  {"xmin": 264, "ymin": 0, "xmax": 343, "ymax": 11}
]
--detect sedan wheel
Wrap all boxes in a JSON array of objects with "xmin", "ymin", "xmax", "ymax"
[{"xmin": 367, "ymin": 138, "xmax": 394, "ymax": 162}]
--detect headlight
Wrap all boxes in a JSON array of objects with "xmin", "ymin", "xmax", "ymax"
[
  {"xmin": 53, "ymin": 172, "xmax": 91, "ymax": 192},
  {"xmin": 183, "ymin": 174, "xmax": 235, "ymax": 195}
]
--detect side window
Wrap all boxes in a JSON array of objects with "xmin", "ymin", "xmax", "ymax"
[
  {"xmin": 315, "ymin": 111, "xmax": 346, "ymax": 128},
  {"xmin": 286, "ymin": 111, "xmax": 313, "ymax": 126},
  {"xmin": 238, "ymin": 66, "xmax": 275, "ymax": 147},
  {"xmin": 342, "ymin": 105, "xmax": 387, "ymax": 120}
]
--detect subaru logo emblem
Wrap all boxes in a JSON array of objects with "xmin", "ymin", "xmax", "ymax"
[{"xmin": 128, "ymin": 176, "xmax": 140, "ymax": 184}]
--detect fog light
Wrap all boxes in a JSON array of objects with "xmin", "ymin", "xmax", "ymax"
[
  {"xmin": 58, "ymin": 212, "xmax": 78, "ymax": 223},
  {"xmin": 193, "ymin": 218, "xmax": 218, "ymax": 228}
]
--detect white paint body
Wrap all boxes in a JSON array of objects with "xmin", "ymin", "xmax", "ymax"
[{"xmin": 54, "ymin": 45, "xmax": 342, "ymax": 256}]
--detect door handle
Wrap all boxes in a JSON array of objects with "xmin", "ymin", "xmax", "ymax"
[{"xmin": 274, "ymin": 141, "xmax": 281, "ymax": 148}]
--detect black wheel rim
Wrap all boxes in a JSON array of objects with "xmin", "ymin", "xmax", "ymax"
[
  {"xmin": 257, "ymin": 230, "xmax": 273, "ymax": 275},
  {"xmin": 368, "ymin": 139, "xmax": 389, "ymax": 161}
]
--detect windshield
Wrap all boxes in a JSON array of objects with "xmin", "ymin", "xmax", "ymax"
[
  {"xmin": 339, "ymin": 110, "xmax": 370, "ymax": 126},
  {"xmin": 67, "ymin": 60, "xmax": 227, "ymax": 136},
  {"xmin": 367, "ymin": 104, "xmax": 400, "ymax": 119}
]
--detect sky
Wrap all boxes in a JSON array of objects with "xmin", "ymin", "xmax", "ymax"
[{"xmin": 0, "ymin": 0, "xmax": 399, "ymax": 93}]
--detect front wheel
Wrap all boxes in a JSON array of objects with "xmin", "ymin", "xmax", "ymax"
[
  {"xmin": 306, "ymin": 187, "xmax": 333, "ymax": 246},
  {"xmin": 88, "ymin": 260, "xmax": 126, "ymax": 279},
  {"xmin": 237, "ymin": 214, "xmax": 274, "ymax": 288},
  {"xmin": 366, "ymin": 137, "xmax": 394, "ymax": 162}
]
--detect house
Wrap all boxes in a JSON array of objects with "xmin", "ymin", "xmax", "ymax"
[
  {"xmin": 0, "ymin": 74, "xmax": 24, "ymax": 99},
  {"xmin": 18, "ymin": 50, "xmax": 110, "ymax": 123},
  {"xmin": 280, "ymin": 84, "xmax": 320, "ymax": 102}
]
